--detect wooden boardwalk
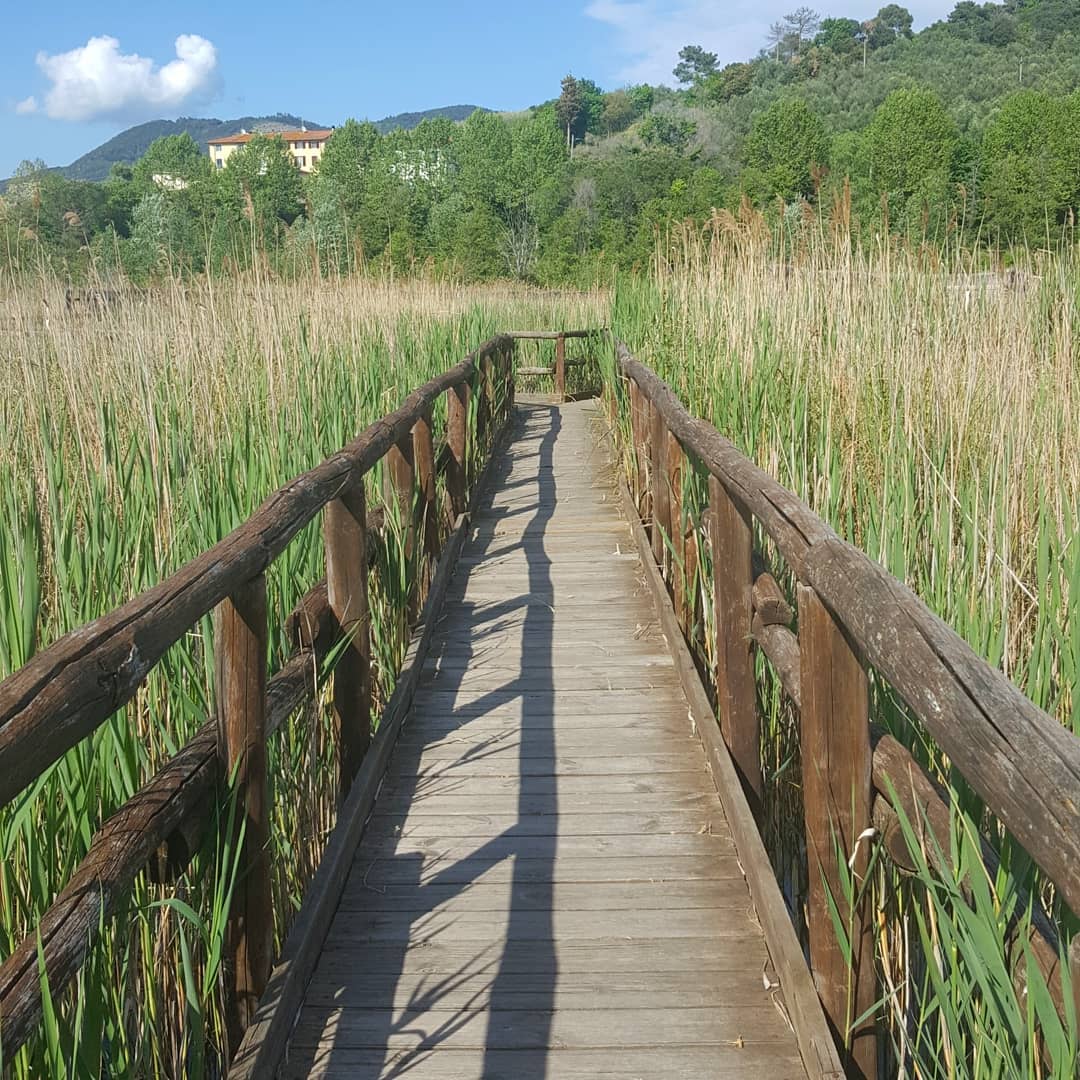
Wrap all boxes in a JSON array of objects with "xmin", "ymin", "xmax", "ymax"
[{"xmin": 279, "ymin": 399, "xmax": 808, "ymax": 1078}]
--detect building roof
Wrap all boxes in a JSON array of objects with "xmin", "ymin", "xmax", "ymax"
[{"xmin": 209, "ymin": 128, "xmax": 334, "ymax": 147}]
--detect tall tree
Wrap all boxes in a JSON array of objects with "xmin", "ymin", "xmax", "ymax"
[
  {"xmin": 784, "ymin": 7, "xmax": 821, "ymax": 56},
  {"xmin": 673, "ymin": 45, "xmax": 719, "ymax": 85},
  {"xmin": 557, "ymin": 76, "xmax": 584, "ymax": 152},
  {"xmin": 864, "ymin": 87, "xmax": 959, "ymax": 216},
  {"xmin": 743, "ymin": 97, "xmax": 829, "ymax": 201}
]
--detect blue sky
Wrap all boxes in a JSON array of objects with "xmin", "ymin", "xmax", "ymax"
[{"xmin": 1, "ymin": 0, "xmax": 956, "ymax": 178}]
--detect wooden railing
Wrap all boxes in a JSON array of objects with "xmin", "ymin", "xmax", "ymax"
[
  {"xmin": 610, "ymin": 338, "xmax": 1080, "ymax": 1077},
  {"xmin": 0, "ymin": 335, "xmax": 517, "ymax": 1063}
]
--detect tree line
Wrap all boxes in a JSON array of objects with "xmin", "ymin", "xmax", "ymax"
[{"xmin": 3, "ymin": 0, "xmax": 1080, "ymax": 284}]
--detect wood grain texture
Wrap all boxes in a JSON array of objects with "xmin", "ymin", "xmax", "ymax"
[
  {"xmin": 797, "ymin": 585, "xmax": 876, "ymax": 1078},
  {"xmin": 229, "ymin": 401, "xmax": 517, "ymax": 1080},
  {"xmin": 619, "ymin": 471, "xmax": 845, "ymax": 1080},
  {"xmin": 216, "ymin": 574, "xmax": 273, "ymax": 1057},
  {"xmin": 710, "ymin": 475, "xmax": 762, "ymax": 812},
  {"xmin": 276, "ymin": 400, "xmax": 810, "ymax": 1080},
  {"xmin": 324, "ymin": 481, "xmax": 371, "ymax": 795}
]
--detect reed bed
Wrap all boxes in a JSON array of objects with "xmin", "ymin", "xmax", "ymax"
[
  {"xmin": 0, "ymin": 273, "xmax": 603, "ymax": 1077},
  {"xmin": 603, "ymin": 214, "xmax": 1078, "ymax": 1076}
]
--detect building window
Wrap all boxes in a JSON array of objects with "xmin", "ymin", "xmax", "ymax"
[
  {"xmin": 295, "ymin": 155, "xmax": 306, "ymax": 167},
  {"xmin": 310, "ymin": 154, "xmax": 319, "ymax": 165},
  {"xmin": 216, "ymin": 158, "xmax": 224, "ymax": 168}
]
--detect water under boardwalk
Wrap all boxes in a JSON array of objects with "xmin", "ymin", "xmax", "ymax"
[{"xmin": 281, "ymin": 398, "xmax": 809, "ymax": 1079}]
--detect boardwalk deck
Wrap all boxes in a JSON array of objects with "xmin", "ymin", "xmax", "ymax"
[{"xmin": 279, "ymin": 399, "xmax": 810, "ymax": 1079}]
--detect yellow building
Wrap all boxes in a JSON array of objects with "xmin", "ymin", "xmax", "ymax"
[{"xmin": 208, "ymin": 127, "xmax": 334, "ymax": 172}]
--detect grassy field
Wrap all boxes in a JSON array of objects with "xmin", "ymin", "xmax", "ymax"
[
  {"xmin": 1, "ymin": 232, "xmax": 1077, "ymax": 1076},
  {"xmin": 0, "ymin": 274, "xmax": 603, "ymax": 1076},
  {"xmin": 604, "ymin": 215, "xmax": 1079, "ymax": 1077}
]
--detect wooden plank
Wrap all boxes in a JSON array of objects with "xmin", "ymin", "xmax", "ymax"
[
  {"xmin": 397, "ymin": 751, "xmax": 703, "ymax": 778},
  {"xmin": 394, "ymin": 730, "xmax": 696, "ymax": 756},
  {"xmin": 351, "ymin": 855, "xmax": 744, "ymax": 887},
  {"xmin": 289, "ymin": 1005, "xmax": 794, "ymax": 1051},
  {"xmin": 333, "ymin": 879, "xmax": 742, "ymax": 912},
  {"xmin": 302, "ymin": 971, "xmax": 776, "ymax": 1010},
  {"xmin": 381, "ymin": 772, "xmax": 709, "ymax": 799},
  {"xmin": 363, "ymin": 810, "xmax": 723, "ymax": 840},
  {"xmin": 372, "ymin": 791, "xmax": 719, "ymax": 817},
  {"xmin": 301, "ymin": 936, "xmax": 770, "ymax": 977},
  {"xmin": 406, "ymin": 689, "xmax": 690, "ymax": 719},
  {"xmin": 418, "ymin": 666, "xmax": 682, "ymax": 692},
  {"xmin": 355, "ymin": 832, "xmax": 734, "ymax": 862},
  {"xmin": 215, "ymin": 574, "xmax": 272, "ymax": 1058},
  {"xmin": 281, "ymin": 1046, "xmax": 806, "ymax": 1080},
  {"xmin": 323, "ymin": 907, "xmax": 760, "ymax": 946}
]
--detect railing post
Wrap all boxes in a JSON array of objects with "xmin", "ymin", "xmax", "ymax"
[
  {"xmin": 503, "ymin": 339, "xmax": 515, "ymax": 417},
  {"xmin": 555, "ymin": 333, "xmax": 566, "ymax": 402},
  {"xmin": 665, "ymin": 429, "xmax": 685, "ymax": 618},
  {"xmin": 797, "ymin": 583, "xmax": 876, "ymax": 1078},
  {"xmin": 387, "ymin": 432, "xmax": 416, "ymax": 560},
  {"xmin": 324, "ymin": 479, "xmax": 371, "ymax": 795},
  {"xmin": 215, "ymin": 573, "xmax": 272, "ymax": 1058},
  {"xmin": 649, "ymin": 405, "xmax": 670, "ymax": 576},
  {"xmin": 413, "ymin": 408, "xmax": 439, "ymax": 565},
  {"xmin": 447, "ymin": 381, "xmax": 469, "ymax": 518},
  {"xmin": 628, "ymin": 378, "xmax": 648, "ymax": 508},
  {"xmin": 709, "ymin": 475, "xmax": 762, "ymax": 812}
]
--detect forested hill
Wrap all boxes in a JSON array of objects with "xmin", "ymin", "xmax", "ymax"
[
  {"xmin": 56, "ymin": 106, "xmax": 486, "ymax": 182},
  {"xmin": 6, "ymin": 0, "xmax": 1080, "ymax": 283}
]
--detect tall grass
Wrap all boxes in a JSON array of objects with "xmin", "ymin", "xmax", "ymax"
[
  {"xmin": 0, "ymin": 272, "xmax": 603, "ymax": 1076},
  {"xmin": 603, "ymin": 211, "xmax": 1078, "ymax": 1076}
]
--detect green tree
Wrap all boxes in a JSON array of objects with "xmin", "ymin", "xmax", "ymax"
[
  {"xmin": 316, "ymin": 119, "xmax": 381, "ymax": 216},
  {"xmin": 981, "ymin": 90, "xmax": 1080, "ymax": 241},
  {"xmin": 700, "ymin": 62, "xmax": 755, "ymax": 104},
  {"xmin": 673, "ymin": 45, "xmax": 719, "ymax": 85},
  {"xmin": 743, "ymin": 97, "xmax": 828, "ymax": 201},
  {"xmin": 557, "ymin": 76, "xmax": 584, "ymax": 150},
  {"xmin": 131, "ymin": 134, "xmax": 210, "ymax": 195},
  {"xmin": 224, "ymin": 135, "xmax": 305, "ymax": 244},
  {"xmin": 639, "ymin": 113, "xmax": 697, "ymax": 152},
  {"xmin": 865, "ymin": 87, "xmax": 959, "ymax": 199},
  {"xmin": 868, "ymin": 4, "xmax": 914, "ymax": 47},
  {"xmin": 814, "ymin": 17, "xmax": 862, "ymax": 55}
]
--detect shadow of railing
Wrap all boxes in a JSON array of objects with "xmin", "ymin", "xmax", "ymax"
[{"xmin": 282, "ymin": 402, "xmax": 562, "ymax": 1078}]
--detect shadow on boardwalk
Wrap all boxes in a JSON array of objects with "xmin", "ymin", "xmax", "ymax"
[{"xmin": 283, "ymin": 404, "xmax": 562, "ymax": 1079}]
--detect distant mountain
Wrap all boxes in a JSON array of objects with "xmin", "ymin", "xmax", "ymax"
[
  {"xmin": 372, "ymin": 104, "xmax": 484, "ymax": 134},
  {"xmin": 34, "ymin": 105, "xmax": 488, "ymax": 184}
]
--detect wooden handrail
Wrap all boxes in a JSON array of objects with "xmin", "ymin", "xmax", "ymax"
[
  {"xmin": 0, "ymin": 332, "xmax": 520, "ymax": 1063},
  {"xmin": 613, "ymin": 334, "xmax": 1080, "ymax": 1074},
  {"xmin": 615, "ymin": 339, "xmax": 1080, "ymax": 915}
]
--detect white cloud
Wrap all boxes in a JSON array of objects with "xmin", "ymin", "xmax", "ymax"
[
  {"xmin": 586, "ymin": 0, "xmax": 955, "ymax": 86},
  {"xmin": 15, "ymin": 96, "xmax": 38, "ymax": 115},
  {"xmin": 26, "ymin": 34, "xmax": 220, "ymax": 122}
]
